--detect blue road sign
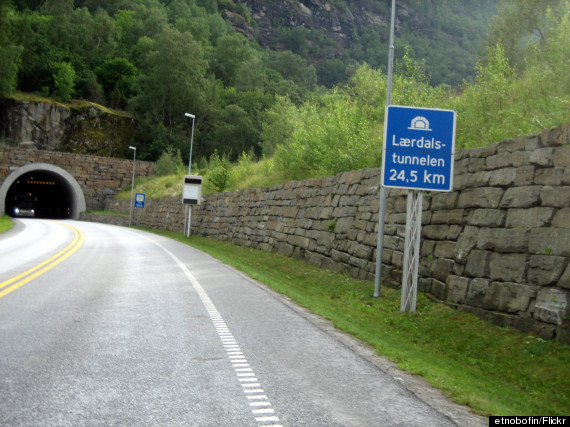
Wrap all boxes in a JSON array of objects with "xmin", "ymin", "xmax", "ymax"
[
  {"xmin": 381, "ymin": 105, "xmax": 456, "ymax": 192},
  {"xmin": 134, "ymin": 193, "xmax": 146, "ymax": 208}
]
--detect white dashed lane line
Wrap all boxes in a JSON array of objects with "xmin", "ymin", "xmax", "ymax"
[{"xmin": 204, "ymin": 298, "xmax": 282, "ymax": 426}]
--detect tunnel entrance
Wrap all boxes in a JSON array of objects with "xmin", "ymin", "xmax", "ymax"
[{"xmin": 0, "ymin": 163, "xmax": 86, "ymax": 220}]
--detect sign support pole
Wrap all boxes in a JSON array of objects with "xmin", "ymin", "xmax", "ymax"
[
  {"xmin": 373, "ymin": 0, "xmax": 396, "ymax": 297},
  {"xmin": 401, "ymin": 190, "xmax": 423, "ymax": 311}
]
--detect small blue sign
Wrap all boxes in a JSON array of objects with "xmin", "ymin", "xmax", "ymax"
[
  {"xmin": 382, "ymin": 105, "xmax": 456, "ymax": 192},
  {"xmin": 134, "ymin": 193, "xmax": 146, "ymax": 208}
]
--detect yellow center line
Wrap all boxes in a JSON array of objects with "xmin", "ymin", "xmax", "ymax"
[{"xmin": 0, "ymin": 222, "xmax": 85, "ymax": 299}]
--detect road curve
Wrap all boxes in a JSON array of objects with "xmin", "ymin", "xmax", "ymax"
[{"xmin": 0, "ymin": 219, "xmax": 486, "ymax": 426}]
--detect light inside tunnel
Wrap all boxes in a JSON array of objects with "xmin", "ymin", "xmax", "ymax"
[{"xmin": 5, "ymin": 170, "xmax": 76, "ymax": 219}]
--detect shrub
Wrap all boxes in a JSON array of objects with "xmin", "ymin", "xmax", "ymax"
[{"xmin": 155, "ymin": 146, "xmax": 184, "ymax": 176}]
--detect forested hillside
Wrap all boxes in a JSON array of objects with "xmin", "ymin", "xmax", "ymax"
[{"xmin": 0, "ymin": 0, "xmax": 568, "ymax": 192}]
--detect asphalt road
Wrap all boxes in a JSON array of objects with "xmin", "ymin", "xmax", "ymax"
[{"xmin": 0, "ymin": 219, "xmax": 487, "ymax": 427}]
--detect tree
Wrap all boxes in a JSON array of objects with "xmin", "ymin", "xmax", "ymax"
[
  {"xmin": 486, "ymin": 0, "xmax": 565, "ymax": 71},
  {"xmin": 210, "ymin": 33, "xmax": 253, "ymax": 87},
  {"xmin": 268, "ymin": 50, "xmax": 317, "ymax": 91},
  {"xmin": 52, "ymin": 61, "xmax": 76, "ymax": 101},
  {"xmin": 95, "ymin": 57, "xmax": 137, "ymax": 102},
  {"xmin": 0, "ymin": 1, "xmax": 23, "ymax": 97},
  {"xmin": 131, "ymin": 26, "xmax": 207, "ymax": 131}
]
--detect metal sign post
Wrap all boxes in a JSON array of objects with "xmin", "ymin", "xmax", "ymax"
[
  {"xmin": 373, "ymin": 0, "xmax": 396, "ymax": 298},
  {"xmin": 381, "ymin": 105, "xmax": 456, "ymax": 311},
  {"xmin": 401, "ymin": 189, "xmax": 422, "ymax": 311}
]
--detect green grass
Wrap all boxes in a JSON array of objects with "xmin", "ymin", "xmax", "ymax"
[
  {"xmin": 115, "ymin": 174, "xmax": 185, "ymax": 200},
  {"xmin": 0, "ymin": 215, "xmax": 14, "ymax": 233},
  {"xmin": 10, "ymin": 92, "xmax": 131, "ymax": 117},
  {"xmin": 85, "ymin": 210, "xmax": 128, "ymax": 216},
  {"xmin": 144, "ymin": 229, "xmax": 569, "ymax": 417}
]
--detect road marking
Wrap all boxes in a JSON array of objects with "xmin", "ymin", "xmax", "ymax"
[
  {"xmin": 136, "ymin": 234, "xmax": 283, "ymax": 426},
  {"xmin": 0, "ymin": 222, "xmax": 84, "ymax": 299}
]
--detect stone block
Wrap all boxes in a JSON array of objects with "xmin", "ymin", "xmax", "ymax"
[
  {"xmin": 494, "ymin": 282, "xmax": 537, "ymax": 313},
  {"xmin": 434, "ymin": 241, "xmax": 456, "ymax": 259},
  {"xmin": 535, "ymin": 168, "xmax": 564, "ymax": 186},
  {"xmin": 276, "ymin": 242, "xmax": 294, "ymax": 257},
  {"xmin": 383, "ymin": 235, "xmax": 404, "ymax": 251},
  {"xmin": 447, "ymin": 275, "xmax": 469, "ymax": 304},
  {"xmin": 494, "ymin": 151, "xmax": 528, "ymax": 168},
  {"xmin": 481, "ymin": 281, "xmax": 502, "ymax": 310},
  {"xmin": 529, "ymin": 148, "xmax": 554, "ymax": 167},
  {"xmin": 430, "ymin": 279, "xmax": 447, "ymax": 300},
  {"xmin": 528, "ymin": 255, "xmax": 569, "ymax": 286},
  {"xmin": 552, "ymin": 208, "xmax": 570, "ymax": 228},
  {"xmin": 431, "ymin": 209, "xmax": 464, "ymax": 225},
  {"xmin": 505, "ymin": 207, "xmax": 555, "ymax": 228},
  {"xmin": 529, "ymin": 228, "xmax": 570, "ymax": 257},
  {"xmin": 468, "ymin": 157, "xmax": 487, "ymax": 172},
  {"xmin": 514, "ymin": 165, "xmax": 535, "ymax": 186},
  {"xmin": 486, "ymin": 152, "xmax": 512, "ymax": 170},
  {"xmin": 334, "ymin": 217, "xmax": 354, "ymax": 234},
  {"xmin": 433, "ymin": 258, "xmax": 454, "ymax": 282},
  {"xmin": 465, "ymin": 249, "xmax": 492, "ymax": 277},
  {"xmin": 391, "ymin": 251, "xmax": 403, "ymax": 268},
  {"xmin": 331, "ymin": 249, "xmax": 350, "ymax": 264},
  {"xmin": 560, "ymin": 264, "xmax": 570, "ymax": 290},
  {"xmin": 422, "ymin": 225, "xmax": 451, "ymax": 240},
  {"xmin": 489, "ymin": 168, "xmax": 517, "ymax": 187},
  {"xmin": 541, "ymin": 124, "xmax": 569, "ymax": 147},
  {"xmin": 465, "ymin": 278, "xmax": 491, "ymax": 307},
  {"xmin": 419, "ymin": 257, "xmax": 436, "ymax": 277},
  {"xmin": 421, "ymin": 240, "xmax": 436, "ymax": 257},
  {"xmin": 457, "ymin": 187, "xmax": 504, "ymax": 209},
  {"xmin": 467, "ymin": 171, "xmax": 491, "ymax": 187},
  {"xmin": 453, "ymin": 173, "xmax": 471, "ymax": 190},
  {"xmin": 431, "ymin": 192, "xmax": 459, "ymax": 210},
  {"xmin": 468, "ymin": 209, "xmax": 505, "ymax": 227},
  {"xmin": 349, "ymin": 242, "xmax": 372, "ymax": 260},
  {"xmin": 476, "ymin": 227, "xmax": 530, "ymax": 253},
  {"xmin": 454, "ymin": 158, "xmax": 470, "ymax": 174},
  {"xmin": 488, "ymin": 253, "xmax": 528, "ymax": 283},
  {"xmin": 534, "ymin": 288, "xmax": 570, "ymax": 325},
  {"xmin": 500, "ymin": 186, "xmax": 541, "ymax": 208},
  {"xmin": 418, "ymin": 278, "xmax": 432, "ymax": 293},
  {"xmin": 455, "ymin": 226, "xmax": 479, "ymax": 264},
  {"xmin": 540, "ymin": 186, "xmax": 570, "ymax": 208}
]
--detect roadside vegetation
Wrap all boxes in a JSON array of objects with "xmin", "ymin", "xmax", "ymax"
[
  {"xmin": 143, "ymin": 230, "xmax": 570, "ymax": 416},
  {"xmin": 0, "ymin": 215, "xmax": 14, "ymax": 233},
  {"xmin": 122, "ymin": 0, "xmax": 568, "ymax": 196},
  {"xmin": 3, "ymin": 1, "xmax": 569, "ymax": 194}
]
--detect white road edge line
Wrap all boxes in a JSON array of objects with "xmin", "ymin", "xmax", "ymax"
[{"xmin": 133, "ymin": 233, "xmax": 282, "ymax": 426}]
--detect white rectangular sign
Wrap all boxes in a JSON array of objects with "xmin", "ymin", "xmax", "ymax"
[{"xmin": 183, "ymin": 175, "xmax": 202, "ymax": 205}]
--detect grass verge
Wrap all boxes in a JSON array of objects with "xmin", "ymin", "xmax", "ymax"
[
  {"xmin": 0, "ymin": 215, "xmax": 14, "ymax": 233},
  {"xmin": 144, "ymin": 229, "xmax": 569, "ymax": 417}
]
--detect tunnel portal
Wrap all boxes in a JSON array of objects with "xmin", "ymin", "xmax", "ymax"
[{"xmin": 1, "ymin": 164, "xmax": 86, "ymax": 220}]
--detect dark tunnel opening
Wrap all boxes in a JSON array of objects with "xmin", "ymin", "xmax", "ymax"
[{"xmin": 5, "ymin": 170, "xmax": 75, "ymax": 219}]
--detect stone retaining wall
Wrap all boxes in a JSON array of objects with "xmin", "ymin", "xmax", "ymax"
[{"xmin": 93, "ymin": 125, "xmax": 570, "ymax": 342}]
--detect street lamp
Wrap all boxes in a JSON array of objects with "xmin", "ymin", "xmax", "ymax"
[
  {"xmin": 128, "ymin": 146, "xmax": 136, "ymax": 227},
  {"xmin": 184, "ymin": 113, "xmax": 196, "ymax": 237},
  {"xmin": 185, "ymin": 112, "xmax": 195, "ymax": 174}
]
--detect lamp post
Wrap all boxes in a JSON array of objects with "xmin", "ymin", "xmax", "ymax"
[
  {"xmin": 128, "ymin": 146, "xmax": 136, "ymax": 227},
  {"xmin": 184, "ymin": 113, "xmax": 195, "ymax": 237},
  {"xmin": 185, "ymin": 112, "xmax": 195, "ymax": 174}
]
